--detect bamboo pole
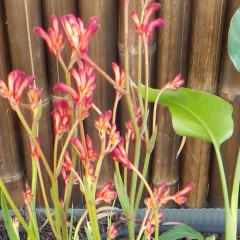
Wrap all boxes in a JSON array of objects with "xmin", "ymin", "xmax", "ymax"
[
  {"xmin": 118, "ymin": 0, "xmax": 157, "ymax": 205},
  {"xmin": 78, "ymin": 0, "xmax": 118, "ymax": 190},
  {"xmin": 181, "ymin": 0, "xmax": 227, "ymax": 208},
  {"xmin": 5, "ymin": 0, "xmax": 54, "ymax": 206},
  {"xmin": 209, "ymin": 0, "xmax": 240, "ymax": 207},
  {"xmin": 152, "ymin": 0, "xmax": 192, "ymax": 206},
  {"xmin": 0, "ymin": 1, "xmax": 24, "ymax": 207},
  {"xmin": 41, "ymin": 0, "xmax": 80, "ymax": 207},
  {"xmin": 41, "ymin": 0, "xmax": 77, "ymax": 90}
]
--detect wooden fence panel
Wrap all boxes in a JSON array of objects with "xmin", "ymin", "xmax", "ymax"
[
  {"xmin": 209, "ymin": 0, "xmax": 240, "ymax": 207},
  {"xmin": 118, "ymin": 0, "xmax": 157, "ymax": 203},
  {"xmin": 0, "ymin": 1, "xmax": 24, "ymax": 207},
  {"xmin": 40, "ymin": 0, "xmax": 79, "ymax": 206},
  {"xmin": 152, "ymin": 0, "xmax": 192, "ymax": 205},
  {"xmin": 4, "ymin": 0, "xmax": 54, "ymax": 206},
  {"xmin": 78, "ymin": 0, "xmax": 118, "ymax": 190},
  {"xmin": 180, "ymin": 0, "xmax": 227, "ymax": 208}
]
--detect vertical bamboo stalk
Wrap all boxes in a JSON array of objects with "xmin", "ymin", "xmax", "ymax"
[
  {"xmin": 118, "ymin": 0, "xmax": 157, "ymax": 204},
  {"xmin": 152, "ymin": 0, "xmax": 192, "ymax": 205},
  {"xmin": 78, "ymin": 0, "xmax": 118, "ymax": 189},
  {"xmin": 0, "ymin": 1, "xmax": 24, "ymax": 207},
  {"xmin": 209, "ymin": 0, "xmax": 240, "ymax": 207},
  {"xmin": 5, "ymin": 0, "xmax": 53, "ymax": 206},
  {"xmin": 41, "ymin": 0, "xmax": 80, "ymax": 206},
  {"xmin": 181, "ymin": 0, "xmax": 227, "ymax": 208},
  {"xmin": 41, "ymin": 0, "xmax": 77, "ymax": 90}
]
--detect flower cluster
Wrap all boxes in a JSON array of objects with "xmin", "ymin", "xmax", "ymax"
[
  {"xmin": 144, "ymin": 182, "xmax": 195, "ymax": 208},
  {"xmin": 0, "ymin": 70, "xmax": 35, "ymax": 107},
  {"xmin": 132, "ymin": 3, "xmax": 165, "ymax": 41}
]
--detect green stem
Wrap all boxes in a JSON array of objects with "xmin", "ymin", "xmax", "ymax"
[
  {"xmin": 63, "ymin": 152, "xmax": 77, "ymax": 213},
  {"xmin": 0, "ymin": 180, "xmax": 36, "ymax": 239},
  {"xmin": 114, "ymin": 161, "xmax": 122, "ymax": 188},
  {"xmin": 81, "ymin": 55, "xmax": 127, "ymax": 96},
  {"xmin": 55, "ymin": 119, "xmax": 79, "ymax": 177},
  {"xmin": 58, "ymin": 56, "xmax": 71, "ymax": 87},
  {"xmin": 73, "ymin": 210, "xmax": 88, "ymax": 240},
  {"xmin": 231, "ymin": 146, "xmax": 240, "ymax": 239},
  {"xmin": 134, "ymin": 152, "xmax": 151, "ymax": 214},
  {"xmin": 142, "ymin": 35, "xmax": 149, "ymax": 135},
  {"xmin": 137, "ymin": 36, "xmax": 144, "ymax": 114},
  {"xmin": 35, "ymin": 160, "xmax": 58, "ymax": 238},
  {"xmin": 25, "ymin": 203, "xmax": 39, "ymax": 240},
  {"xmin": 51, "ymin": 178, "xmax": 62, "ymax": 238},
  {"xmin": 85, "ymin": 195, "xmax": 101, "ymax": 240},
  {"xmin": 92, "ymin": 151, "xmax": 105, "ymax": 194},
  {"xmin": 15, "ymin": 107, "xmax": 54, "ymax": 181},
  {"xmin": 30, "ymin": 158, "xmax": 39, "ymax": 237},
  {"xmin": 213, "ymin": 142, "xmax": 233, "ymax": 240},
  {"xmin": 130, "ymin": 164, "xmax": 159, "ymax": 240},
  {"xmin": 136, "ymin": 207, "xmax": 151, "ymax": 240},
  {"xmin": 53, "ymin": 135, "xmax": 60, "ymax": 172}
]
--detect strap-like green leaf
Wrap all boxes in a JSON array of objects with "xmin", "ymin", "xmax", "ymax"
[
  {"xmin": 145, "ymin": 87, "xmax": 233, "ymax": 147},
  {"xmin": 1, "ymin": 192, "xmax": 20, "ymax": 240},
  {"xmin": 158, "ymin": 224, "xmax": 203, "ymax": 240},
  {"xmin": 228, "ymin": 8, "xmax": 240, "ymax": 71},
  {"xmin": 114, "ymin": 174, "xmax": 133, "ymax": 218}
]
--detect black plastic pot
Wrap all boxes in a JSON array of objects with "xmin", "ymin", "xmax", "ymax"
[{"xmin": 0, "ymin": 208, "xmax": 239, "ymax": 239}]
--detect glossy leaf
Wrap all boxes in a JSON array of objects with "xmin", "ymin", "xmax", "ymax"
[
  {"xmin": 228, "ymin": 8, "xmax": 240, "ymax": 71},
  {"xmin": 144, "ymin": 87, "xmax": 233, "ymax": 148},
  {"xmin": 158, "ymin": 224, "xmax": 203, "ymax": 240}
]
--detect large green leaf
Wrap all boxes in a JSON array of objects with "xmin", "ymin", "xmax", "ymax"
[
  {"xmin": 145, "ymin": 87, "xmax": 233, "ymax": 147},
  {"xmin": 228, "ymin": 8, "xmax": 240, "ymax": 71},
  {"xmin": 158, "ymin": 224, "xmax": 203, "ymax": 240}
]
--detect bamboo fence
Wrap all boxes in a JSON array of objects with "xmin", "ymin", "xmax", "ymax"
[{"xmin": 0, "ymin": 0, "xmax": 239, "ymax": 208}]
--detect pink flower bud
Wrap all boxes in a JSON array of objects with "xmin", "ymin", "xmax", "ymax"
[
  {"xmin": 34, "ymin": 15, "xmax": 64, "ymax": 57},
  {"xmin": 171, "ymin": 182, "xmax": 195, "ymax": 205},
  {"xmin": 112, "ymin": 138, "xmax": 132, "ymax": 168},
  {"xmin": 60, "ymin": 14, "xmax": 99, "ymax": 55},
  {"xmin": 165, "ymin": 73, "xmax": 185, "ymax": 91},
  {"xmin": 132, "ymin": 3, "xmax": 164, "ymax": 41},
  {"xmin": 0, "ymin": 70, "xmax": 35, "ymax": 106},
  {"xmin": 51, "ymin": 100, "xmax": 70, "ymax": 136}
]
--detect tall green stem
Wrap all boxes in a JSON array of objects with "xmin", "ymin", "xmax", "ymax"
[
  {"xmin": 92, "ymin": 151, "xmax": 105, "ymax": 194},
  {"xmin": 81, "ymin": 55, "xmax": 127, "ymax": 95},
  {"xmin": 55, "ymin": 119, "xmax": 79, "ymax": 177},
  {"xmin": 14, "ymin": 107, "xmax": 54, "ymax": 181},
  {"xmin": 134, "ymin": 152, "xmax": 151, "ymax": 214},
  {"xmin": 231, "ymin": 147, "xmax": 240, "ymax": 239},
  {"xmin": 213, "ymin": 142, "xmax": 233, "ymax": 240},
  {"xmin": 0, "ymin": 180, "xmax": 35, "ymax": 239},
  {"xmin": 35, "ymin": 160, "xmax": 58, "ymax": 238},
  {"xmin": 130, "ymin": 164, "xmax": 159, "ymax": 239}
]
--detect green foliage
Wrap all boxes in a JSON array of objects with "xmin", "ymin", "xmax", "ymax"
[
  {"xmin": 145, "ymin": 87, "xmax": 233, "ymax": 147},
  {"xmin": 228, "ymin": 8, "xmax": 240, "ymax": 71},
  {"xmin": 205, "ymin": 235, "xmax": 216, "ymax": 240},
  {"xmin": 84, "ymin": 221, "xmax": 93, "ymax": 240},
  {"xmin": 1, "ymin": 192, "xmax": 20, "ymax": 240},
  {"xmin": 158, "ymin": 224, "xmax": 203, "ymax": 240},
  {"xmin": 114, "ymin": 174, "xmax": 133, "ymax": 218}
]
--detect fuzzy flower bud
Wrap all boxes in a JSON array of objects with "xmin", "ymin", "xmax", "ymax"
[
  {"xmin": 96, "ymin": 180, "xmax": 117, "ymax": 204},
  {"xmin": 51, "ymin": 99, "xmax": 70, "ymax": 136},
  {"xmin": 164, "ymin": 73, "xmax": 185, "ymax": 91},
  {"xmin": 34, "ymin": 15, "xmax": 65, "ymax": 57}
]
